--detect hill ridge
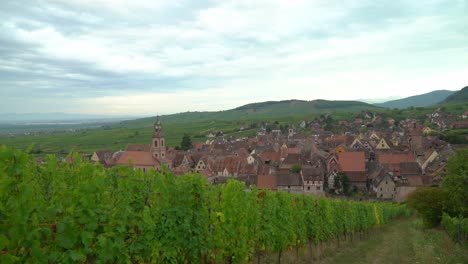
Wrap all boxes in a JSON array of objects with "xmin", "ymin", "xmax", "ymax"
[{"xmin": 375, "ymin": 90, "xmax": 456, "ymax": 109}]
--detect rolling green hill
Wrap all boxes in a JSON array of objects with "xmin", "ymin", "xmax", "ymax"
[
  {"xmin": 375, "ymin": 90, "xmax": 456, "ymax": 109},
  {"xmin": 441, "ymin": 86, "xmax": 468, "ymax": 104},
  {"xmin": 120, "ymin": 99, "xmax": 381, "ymax": 127},
  {"xmin": 0, "ymin": 99, "xmax": 380, "ymax": 153}
]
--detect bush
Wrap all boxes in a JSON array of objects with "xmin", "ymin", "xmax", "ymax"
[{"xmin": 407, "ymin": 187, "xmax": 449, "ymax": 228}]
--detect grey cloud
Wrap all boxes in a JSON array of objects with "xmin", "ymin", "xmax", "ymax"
[{"xmin": 0, "ymin": 0, "xmax": 466, "ymax": 114}]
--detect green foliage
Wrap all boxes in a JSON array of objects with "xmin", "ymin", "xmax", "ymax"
[
  {"xmin": 442, "ymin": 86, "xmax": 468, "ymax": 104},
  {"xmin": 180, "ymin": 133, "xmax": 193, "ymax": 151},
  {"xmin": 407, "ymin": 187, "xmax": 449, "ymax": 228},
  {"xmin": 333, "ymin": 172, "xmax": 350, "ymax": 195},
  {"xmin": 442, "ymin": 148, "xmax": 468, "ymax": 217},
  {"xmin": 0, "ymin": 147, "xmax": 410, "ymax": 263},
  {"xmin": 290, "ymin": 164, "xmax": 301, "ymax": 173},
  {"xmin": 441, "ymin": 213, "xmax": 468, "ymax": 242}
]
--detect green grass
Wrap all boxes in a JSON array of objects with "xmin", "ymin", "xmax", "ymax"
[{"xmin": 267, "ymin": 216, "xmax": 468, "ymax": 264}]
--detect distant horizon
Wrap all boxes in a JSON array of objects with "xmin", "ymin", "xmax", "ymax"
[
  {"xmin": 1, "ymin": 1, "xmax": 467, "ymax": 115},
  {"xmin": 0, "ymin": 87, "xmax": 462, "ymax": 122}
]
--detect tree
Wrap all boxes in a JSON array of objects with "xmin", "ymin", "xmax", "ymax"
[
  {"xmin": 333, "ymin": 172, "xmax": 349, "ymax": 195},
  {"xmin": 334, "ymin": 174, "xmax": 342, "ymax": 193},
  {"xmin": 180, "ymin": 134, "xmax": 192, "ymax": 151},
  {"xmin": 290, "ymin": 164, "xmax": 301, "ymax": 173},
  {"xmin": 407, "ymin": 187, "xmax": 449, "ymax": 227},
  {"xmin": 341, "ymin": 173, "xmax": 350, "ymax": 195},
  {"xmin": 442, "ymin": 148, "xmax": 468, "ymax": 217}
]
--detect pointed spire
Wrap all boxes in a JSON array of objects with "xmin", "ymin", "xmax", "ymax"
[{"xmin": 155, "ymin": 114, "xmax": 161, "ymax": 125}]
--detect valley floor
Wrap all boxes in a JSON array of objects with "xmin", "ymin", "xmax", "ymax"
[{"xmin": 257, "ymin": 217, "xmax": 468, "ymax": 264}]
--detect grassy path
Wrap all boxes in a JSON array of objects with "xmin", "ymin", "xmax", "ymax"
[
  {"xmin": 318, "ymin": 217, "xmax": 467, "ymax": 264},
  {"xmin": 260, "ymin": 217, "xmax": 468, "ymax": 264}
]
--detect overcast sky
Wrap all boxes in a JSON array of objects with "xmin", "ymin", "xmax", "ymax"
[{"xmin": 1, "ymin": 0, "xmax": 467, "ymax": 116}]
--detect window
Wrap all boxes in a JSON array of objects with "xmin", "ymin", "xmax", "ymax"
[
  {"xmin": 143, "ymin": 168, "xmax": 146, "ymax": 173},
  {"xmin": 162, "ymin": 153, "xmax": 165, "ymax": 157},
  {"xmin": 317, "ymin": 186, "xmax": 320, "ymax": 190},
  {"xmin": 154, "ymin": 140, "xmax": 158, "ymax": 147},
  {"xmin": 307, "ymin": 186, "xmax": 311, "ymax": 190},
  {"xmin": 155, "ymin": 153, "xmax": 159, "ymax": 158},
  {"xmin": 380, "ymin": 187, "xmax": 382, "ymax": 191},
  {"xmin": 161, "ymin": 139, "xmax": 164, "ymax": 147}
]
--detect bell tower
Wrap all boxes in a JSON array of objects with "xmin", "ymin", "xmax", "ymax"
[{"xmin": 150, "ymin": 117, "xmax": 166, "ymax": 161}]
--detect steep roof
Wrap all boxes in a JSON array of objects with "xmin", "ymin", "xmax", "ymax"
[
  {"xmin": 257, "ymin": 175, "xmax": 277, "ymax": 190},
  {"xmin": 116, "ymin": 151, "xmax": 158, "ymax": 166},
  {"xmin": 301, "ymin": 166, "xmax": 324, "ymax": 181},
  {"xmin": 282, "ymin": 153, "xmax": 302, "ymax": 165},
  {"xmin": 378, "ymin": 153, "xmax": 415, "ymax": 164},
  {"xmin": 400, "ymin": 162, "xmax": 422, "ymax": 176},
  {"xmin": 260, "ymin": 151, "xmax": 281, "ymax": 163},
  {"xmin": 337, "ymin": 152, "xmax": 365, "ymax": 172},
  {"xmin": 93, "ymin": 149, "xmax": 113, "ymax": 161},
  {"xmin": 276, "ymin": 171, "xmax": 302, "ymax": 186}
]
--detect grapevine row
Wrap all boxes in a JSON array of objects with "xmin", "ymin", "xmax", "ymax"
[
  {"xmin": 441, "ymin": 213, "xmax": 468, "ymax": 243},
  {"xmin": 0, "ymin": 147, "xmax": 409, "ymax": 263}
]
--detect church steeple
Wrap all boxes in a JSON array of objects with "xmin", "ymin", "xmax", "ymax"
[{"xmin": 151, "ymin": 116, "xmax": 166, "ymax": 161}]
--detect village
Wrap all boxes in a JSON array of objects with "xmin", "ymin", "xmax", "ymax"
[{"xmin": 89, "ymin": 109, "xmax": 468, "ymax": 202}]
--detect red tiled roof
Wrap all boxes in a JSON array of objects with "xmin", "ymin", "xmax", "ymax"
[
  {"xmin": 116, "ymin": 151, "xmax": 158, "ymax": 166},
  {"xmin": 337, "ymin": 152, "xmax": 365, "ymax": 172},
  {"xmin": 257, "ymin": 175, "xmax": 277, "ymax": 190},
  {"xmin": 378, "ymin": 153, "xmax": 415, "ymax": 164},
  {"xmin": 261, "ymin": 151, "xmax": 281, "ymax": 163}
]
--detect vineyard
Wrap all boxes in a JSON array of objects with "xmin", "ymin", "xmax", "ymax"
[
  {"xmin": 441, "ymin": 213, "xmax": 468, "ymax": 243},
  {"xmin": 0, "ymin": 147, "xmax": 409, "ymax": 263}
]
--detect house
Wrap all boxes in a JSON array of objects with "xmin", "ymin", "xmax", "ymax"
[
  {"xmin": 260, "ymin": 151, "xmax": 281, "ymax": 165},
  {"xmin": 422, "ymin": 127, "xmax": 432, "ymax": 135},
  {"xmin": 276, "ymin": 171, "xmax": 303, "ymax": 193},
  {"xmin": 350, "ymin": 138, "xmax": 364, "ymax": 150},
  {"xmin": 279, "ymin": 153, "xmax": 302, "ymax": 170},
  {"xmin": 247, "ymin": 154, "xmax": 258, "ymax": 165},
  {"xmin": 375, "ymin": 138, "xmax": 391, "ymax": 150},
  {"xmin": 452, "ymin": 121, "xmax": 468, "ymax": 129},
  {"xmin": 372, "ymin": 170, "xmax": 396, "ymax": 199},
  {"xmin": 419, "ymin": 150, "xmax": 439, "ymax": 172},
  {"xmin": 256, "ymin": 174, "xmax": 277, "ymax": 190},
  {"xmin": 369, "ymin": 131, "xmax": 380, "ymax": 140},
  {"xmin": 115, "ymin": 151, "xmax": 160, "ymax": 172},
  {"xmin": 337, "ymin": 151, "xmax": 366, "ymax": 190},
  {"xmin": 378, "ymin": 153, "xmax": 416, "ymax": 177},
  {"xmin": 334, "ymin": 145, "xmax": 347, "ymax": 154},
  {"xmin": 299, "ymin": 120, "xmax": 307, "ymax": 129},
  {"xmin": 91, "ymin": 149, "xmax": 113, "ymax": 166},
  {"xmin": 301, "ymin": 165, "xmax": 325, "ymax": 196}
]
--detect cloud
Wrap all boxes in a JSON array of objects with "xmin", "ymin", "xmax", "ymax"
[{"xmin": 0, "ymin": 0, "xmax": 467, "ymax": 115}]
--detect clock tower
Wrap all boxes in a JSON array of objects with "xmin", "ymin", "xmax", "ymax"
[{"xmin": 150, "ymin": 117, "xmax": 166, "ymax": 161}]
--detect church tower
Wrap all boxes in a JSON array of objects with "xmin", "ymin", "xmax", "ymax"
[{"xmin": 150, "ymin": 117, "xmax": 166, "ymax": 161}]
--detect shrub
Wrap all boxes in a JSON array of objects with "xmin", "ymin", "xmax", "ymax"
[{"xmin": 407, "ymin": 187, "xmax": 449, "ymax": 228}]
